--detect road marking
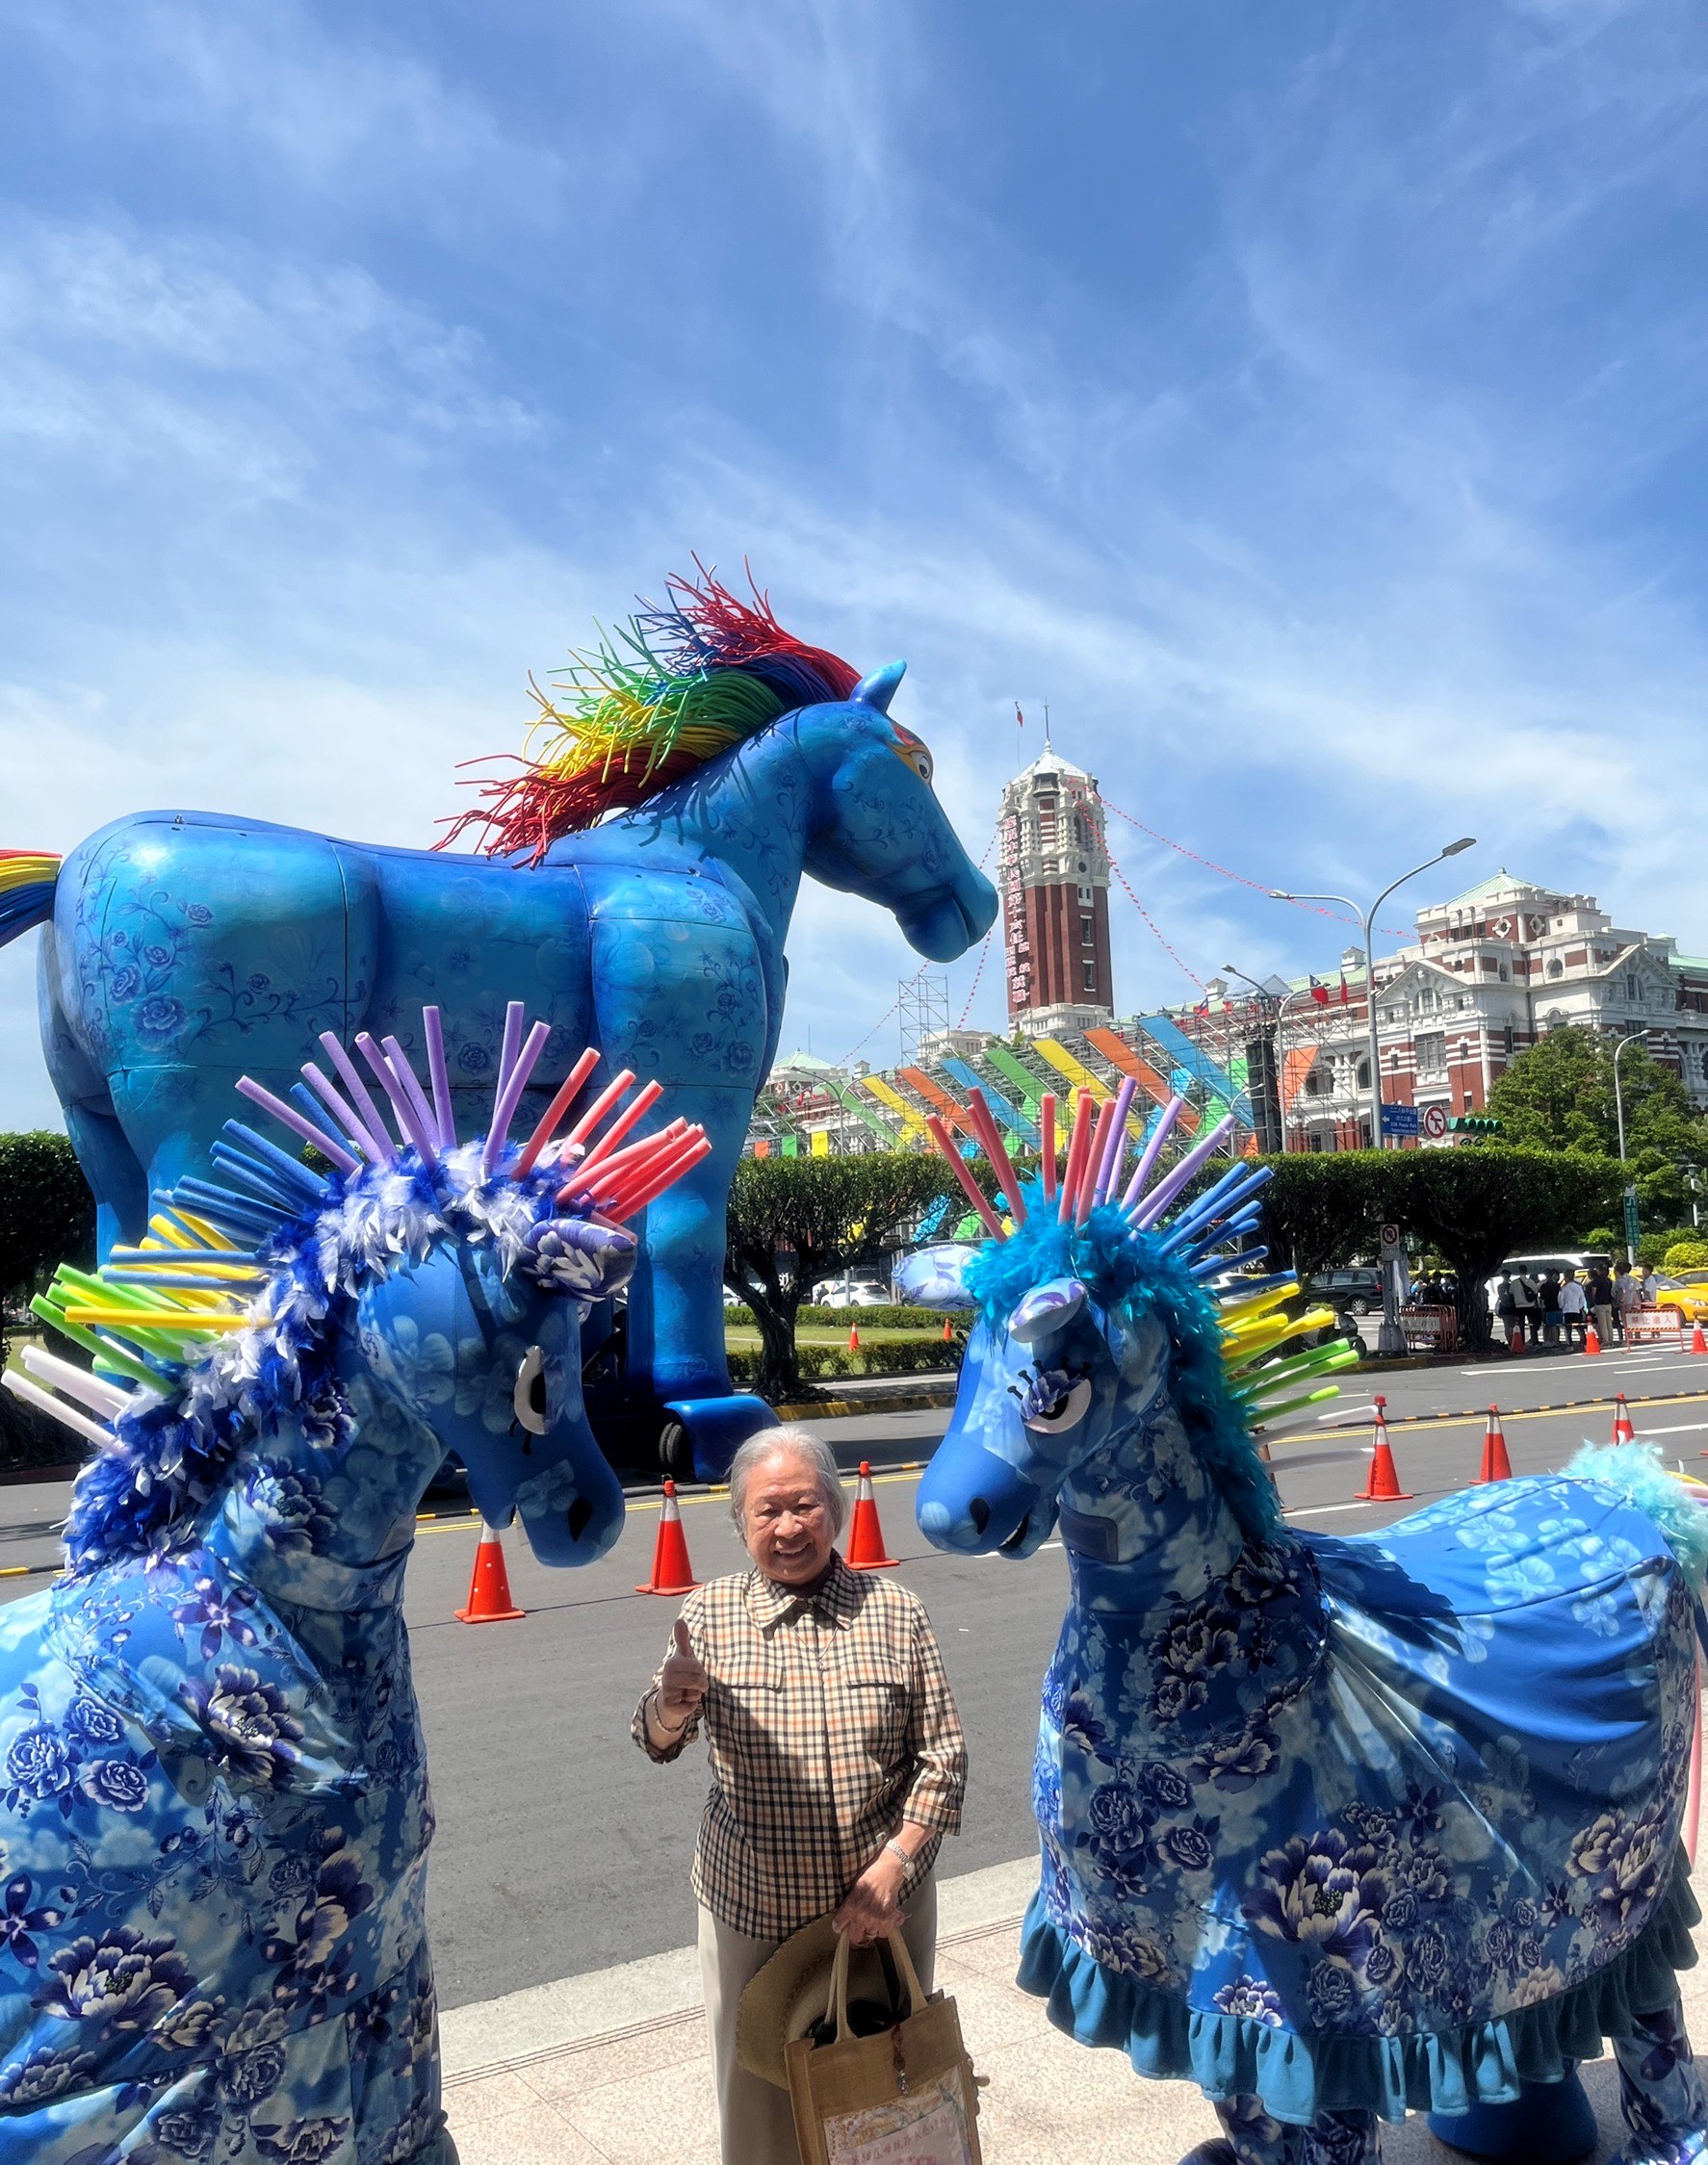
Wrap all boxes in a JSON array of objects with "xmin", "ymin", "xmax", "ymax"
[
  {"xmin": 1283, "ymin": 1501, "xmax": 1375, "ymax": 1518},
  {"xmin": 1629, "ymin": 1421, "xmax": 1708, "ymax": 1438}
]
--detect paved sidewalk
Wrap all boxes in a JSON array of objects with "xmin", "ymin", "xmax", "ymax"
[{"xmin": 438, "ymin": 1849, "xmax": 1708, "ymax": 2164}]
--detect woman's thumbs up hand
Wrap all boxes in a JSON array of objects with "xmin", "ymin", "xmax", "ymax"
[{"xmin": 659, "ymin": 1617, "xmax": 708, "ymax": 1725}]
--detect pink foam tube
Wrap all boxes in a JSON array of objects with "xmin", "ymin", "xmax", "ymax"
[
  {"xmin": 423, "ymin": 1006, "xmax": 455, "ymax": 1148},
  {"xmin": 356, "ymin": 1035, "xmax": 438, "ymax": 1167},
  {"xmin": 575, "ymin": 1118, "xmax": 688, "ymax": 1200},
  {"xmin": 301, "ymin": 1063, "xmax": 384, "ymax": 1165},
  {"xmin": 1120, "ymin": 1095, "xmax": 1185, "ymax": 1212},
  {"xmin": 516, "ymin": 1047, "xmax": 602, "ymax": 1174},
  {"xmin": 496, "ymin": 1001, "xmax": 526, "ymax": 1100},
  {"xmin": 484, "ymin": 1020, "xmax": 552, "ymax": 1174},
  {"xmin": 381, "ymin": 1038, "xmax": 440, "ymax": 1154},
  {"xmin": 1091, "ymin": 1078, "xmax": 1138, "ymax": 1205},
  {"xmin": 1132, "ymin": 1115, "xmax": 1236, "ymax": 1229},
  {"xmin": 609, "ymin": 1133, "xmax": 713, "ymax": 1217},
  {"xmin": 1041, "ymin": 1095, "xmax": 1057, "ymax": 1201},
  {"xmin": 965, "ymin": 1089, "xmax": 1026, "ymax": 1223},
  {"xmin": 236, "ymin": 1076, "xmax": 361, "ymax": 1176},
  {"xmin": 564, "ymin": 1070, "xmax": 637, "ymax": 1150},
  {"xmin": 318, "ymin": 1035, "xmax": 396, "ymax": 1163},
  {"xmin": 1056, "ymin": 1092, "xmax": 1094, "ymax": 1224},
  {"xmin": 570, "ymin": 1080, "xmax": 665, "ymax": 1183},
  {"xmin": 1075, "ymin": 1099, "xmax": 1119, "ymax": 1226},
  {"xmin": 925, "ymin": 1116, "xmax": 1005, "ymax": 1241}
]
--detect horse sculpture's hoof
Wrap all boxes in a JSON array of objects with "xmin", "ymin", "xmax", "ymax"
[{"xmin": 1429, "ymin": 2070, "xmax": 1597, "ymax": 2163}]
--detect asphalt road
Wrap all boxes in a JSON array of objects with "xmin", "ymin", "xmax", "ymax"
[{"xmin": 7, "ymin": 1340, "xmax": 1708, "ymax": 2011}]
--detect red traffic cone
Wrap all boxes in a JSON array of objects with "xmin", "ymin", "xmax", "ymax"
[
  {"xmin": 1508, "ymin": 1324, "xmax": 1525, "ymax": 1355},
  {"xmin": 455, "ymin": 1522, "xmax": 526, "ymax": 1623},
  {"xmin": 1693, "ymin": 1323, "xmax": 1707, "ymax": 1356},
  {"xmin": 848, "ymin": 1321, "xmax": 862, "ymax": 1353},
  {"xmin": 941, "ymin": 1316, "xmax": 954, "ymax": 1343},
  {"xmin": 635, "ymin": 1480, "xmax": 700, "ymax": 1595},
  {"xmin": 1584, "ymin": 1321, "xmax": 1601, "ymax": 1356},
  {"xmin": 1358, "ymin": 1395, "xmax": 1414, "ymax": 1501},
  {"xmin": 1613, "ymin": 1395, "xmax": 1636, "ymax": 1445},
  {"xmin": 1476, "ymin": 1406, "xmax": 1513, "ymax": 1484},
  {"xmin": 845, "ymin": 1460, "xmax": 899, "ymax": 1570}
]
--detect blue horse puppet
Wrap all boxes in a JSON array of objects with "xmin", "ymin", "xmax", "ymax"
[
  {"xmin": 906, "ymin": 1088, "xmax": 1708, "ymax": 2165},
  {"xmin": 0, "ymin": 1011, "xmax": 696, "ymax": 2165},
  {"xmin": 1, "ymin": 568, "xmax": 996, "ymax": 1463}
]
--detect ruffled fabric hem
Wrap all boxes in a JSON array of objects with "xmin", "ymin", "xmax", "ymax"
[{"xmin": 1015, "ymin": 1859, "xmax": 1702, "ymax": 2127}]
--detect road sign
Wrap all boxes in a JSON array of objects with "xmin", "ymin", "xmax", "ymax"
[
  {"xmin": 1381, "ymin": 1103, "xmax": 1420, "ymax": 1138},
  {"xmin": 1421, "ymin": 1104, "xmax": 1448, "ymax": 1141},
  {"xmin": 1624, "ymin": 1183, "xmax": 1641, "ymax": 1256},
  {"xmin": 1379, "ymin": 1223, "xmax": 1403, "ymax": 1260}
]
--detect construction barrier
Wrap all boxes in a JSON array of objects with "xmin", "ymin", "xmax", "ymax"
[
  {"xmin": 1400, "ymin": 1304, "xmax": 1459, "ymax": 1355},
  {"xmin": 1625, "ymin": 1310, "xmax": 1684, "ymax": 1349}
]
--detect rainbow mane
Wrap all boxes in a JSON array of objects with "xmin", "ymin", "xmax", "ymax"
[{"xmin": 441, "ymin": 563, "xmax": 861, "ymax": 862}]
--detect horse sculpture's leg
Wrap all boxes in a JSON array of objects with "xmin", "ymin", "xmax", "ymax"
[
  {"xmin": 39, "ymin": 941, "xmax": 150, "ymax": 1250},
  {"xmin": 1613, "ymin": 1999, "xmax": 1708, "ymax": 2163},
  {"xmin": 1190, "ymin": 2095, "xmax": 1382, "ymax": 2164}
]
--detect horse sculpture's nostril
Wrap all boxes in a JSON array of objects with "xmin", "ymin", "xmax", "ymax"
[
  {"xmin": 969, "ymin": 1497, "xmax": 991, "ymax": 1534},
  {"xmin": 567, "ymin": 1496, "xmax": 594, "ymax": 1542}
]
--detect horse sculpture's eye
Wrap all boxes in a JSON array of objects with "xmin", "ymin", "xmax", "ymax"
[
  {"xmin": 513, "ymin": 1345, "xmax": 550, "ymax": 1435},
  {"xmin": 889, "ymin": 730, "xmax": 934, "ymax": 788},
  {"xmin": 1017, "ymin": 1369, "xmax": 1093, "ymax": 1434}
]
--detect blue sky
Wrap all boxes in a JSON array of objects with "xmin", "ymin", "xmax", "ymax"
[{"xmin": 4, "ymin": 0, "xmax": 1706, "ymax": 1124}]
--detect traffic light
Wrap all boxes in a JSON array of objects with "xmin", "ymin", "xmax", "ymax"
[{"xmin": 1449, "ymin": 1114, "xmax": 1501, "ymax": 1135}]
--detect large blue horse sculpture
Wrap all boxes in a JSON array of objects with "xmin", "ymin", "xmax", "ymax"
[
  {"xmin": 906, "ymin": 1091, "xmax": 1708, "ymax": 2165},
  {"xmin": 0, "ymin": 1014, "xmax": 685, "ymax": 2164},
  {"xmin": 3, "ymin": 571, "xmax": 996, "ymax": 1465}
]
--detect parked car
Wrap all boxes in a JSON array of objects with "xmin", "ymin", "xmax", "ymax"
[
  {"xmin": 811, "ymin": 1277, "xmax": 892, "ymax": 1309},
  {"xmin": 1653, "ymin": 1273, "xmax": 1708, "ymax": 1326},
  {"xmin": 1307, "ymin": 1267, "xmax": 1385, "ymax": 1316}
]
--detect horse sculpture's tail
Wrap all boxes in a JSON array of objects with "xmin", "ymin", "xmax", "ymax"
[
  {"xmin": 1570, "ymin": 1440, "xmax": 1708, "ymax": 1594},
  {"xmin": 0, "ymin": 849, "xmax": 61, "ymax": 944}
]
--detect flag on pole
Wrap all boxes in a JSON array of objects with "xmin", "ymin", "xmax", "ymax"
[
  {"xmin": 1015, "ymin": 703, "xmax": 1024, "ymax": 729},
  {"xmin": 1338, "ymin": 974, "xmax": 1351, "ymax": 1007}
]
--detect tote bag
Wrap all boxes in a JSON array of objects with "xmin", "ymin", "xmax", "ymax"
[{"xmin": 784, "ymin": 1928, "xmax": 983, "ymax": 2165}]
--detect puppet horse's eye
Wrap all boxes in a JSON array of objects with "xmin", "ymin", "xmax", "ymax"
[
  {"xmin": 1021, "ymin": 1377, "xmax": 1093, "ymax": 1434},
  {"xmin": 513, "ymin": 1345, "xmax": 549, "ymax": 1434}
]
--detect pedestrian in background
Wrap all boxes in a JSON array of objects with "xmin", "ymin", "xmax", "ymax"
[
  {"xmin": 634, "ymin": 1427, "xmax": 967, "ymax": 2165},
  {"xmin": 1642, "ymin": 1263, "xmax": 1661, "ymax": 1305},
  {"xmin": 1588, "ymin": 1264, "xmax": 1616, "ymax": 1350},
  {"xmin": 1540, "ymin": 1269, "xmax": 1563, "ymax": 1347},
  {"xmin": 1559, "ymin": 1270, "xmax": 1588, "ymax": 1351},
  {"xmin": 1494, "ymin": 1273, "xmax": 1518, "ymax": 1350},
  {"xmin": 1512, "ymin": 1269, "xmax": 1540, "ymax": 1348},
  {"xmin": 1614, "ymin": 1262, "xmax": 1642, "ymax": 1342}
]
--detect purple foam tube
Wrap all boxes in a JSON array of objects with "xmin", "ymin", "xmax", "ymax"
[
  {"xmin": 300, "ymin": 1062, "xmax": 384, "ymax": 1165},
  {"xmin": 1131, "ymin": 1116, "xmax": 1237, "ymax": 1229},
  {"xmin": 483, "ymin": 1019, "xmax": 552, "ymax": 1176},
  {"xmin": 423, "ymin": 1006, "xmax": 455, "ymax": 1148},
  {"xmin": 318, "ymin": 1034, "xmax": 397, "ymax": 1164},
  {"xmin": 496, "ymin": 1001, "xmax": 526, "ymax": 1102},
  {"xmin": 355, "ymin": 1035, "xmax": 438, "ymax": 1168},
  {"xmin": 1091, "ymin": 1077, "xmax": 1138, "ymax": 1205},
  {"xmin": 235, "ymin": 1077, "xmax": 361, "ymax": 1176},
  {"xmin": 1120, "ymin": 1095, "xmax": 1185, "ymax": 1212},
  {"xmin": 381, "ymin": 1037, "xmax": 441, "ymax": 1155}
]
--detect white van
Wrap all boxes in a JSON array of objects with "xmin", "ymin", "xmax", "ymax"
[{"xmin": 1483, "ymin": 1250, "xmax": 1613, "ymax": 1314}]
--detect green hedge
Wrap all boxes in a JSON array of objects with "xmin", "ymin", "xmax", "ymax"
[
  {"xmin": 728, "ymin": 1337, "xmax": 958, "ymax": 1386},
  {"xmin": 724, "ymin": 1302, "xmax": 947, "ymax": 1329}
]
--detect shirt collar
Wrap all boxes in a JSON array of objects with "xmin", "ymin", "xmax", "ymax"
[{"xmin": 745, "ymin": 1553, "xmax": 861, "ymax": 1633}]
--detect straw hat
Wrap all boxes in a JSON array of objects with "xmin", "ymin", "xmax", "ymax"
[{"xmin": 736, "ymin": 1917, "xmax": 901, "ymax": 2089}]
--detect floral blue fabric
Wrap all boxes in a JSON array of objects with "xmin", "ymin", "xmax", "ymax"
[
  {"xmin": 0, "ymin": 1497, "xmax": 451, "ymax": 2165},
  {"xmin": 1019, "ymin": 1474, "xmax": 1702, "ymax": 2133}
]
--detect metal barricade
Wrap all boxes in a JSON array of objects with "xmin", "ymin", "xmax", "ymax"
[
  {"xmin": 1624, "ymin": 1307, "xmax": 1684, "ymax": 1348},
  {"xmin": 1400, "ymin": 1304, "xmax": 1459, "ymax": 1355}
]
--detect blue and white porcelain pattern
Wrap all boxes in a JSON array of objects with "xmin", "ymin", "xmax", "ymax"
[
  {"xmin": 916, "ymin": 1198, "xmax": 1708, "ymax": 2164},
  {"xmin": 0, "ymin": 1142, "xmax": 639, "ymax": 2163}
]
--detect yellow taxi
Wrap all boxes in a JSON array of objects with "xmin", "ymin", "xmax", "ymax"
[{"xmin": 1654, "ymin": 1272, "xmax": 1708, "ymax": 1325}]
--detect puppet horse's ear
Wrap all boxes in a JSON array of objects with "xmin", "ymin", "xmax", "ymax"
[
  {"xmin": 893, "ymin": 1241, "xmax": 978, "ymax": 1312},
  {"xmin": 520, "ymin": 1218, "xmax": 637, "ymax": 1302}
]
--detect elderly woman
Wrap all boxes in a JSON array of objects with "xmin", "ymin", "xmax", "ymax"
[{"xmin": 634, "ymin": 1426, "xmax": 967, "ymax": 2165}]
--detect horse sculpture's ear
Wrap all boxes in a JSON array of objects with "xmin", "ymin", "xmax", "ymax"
[
  {"xmin": 852, "ymin": 660, "xmax": 906, "ymax": 713},
  {"xmin": 1009, "ymin": 1277, "xmax": 1087, "ymax": 1343},
  {"xmin": 520, "ymin": 1218, "xmax": 638, "ymax": 1303},
  {"xmin": 893, "ymin": 1241, "xmax": 978, "ymax": 1311}
]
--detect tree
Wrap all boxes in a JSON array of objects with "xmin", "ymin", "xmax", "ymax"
[
  {"xmin": 1257, "ymin": 1148, "xmax": 1620, "ymax": 1352},
  {"xmin": 1485, "ymin": 1028, "xmax": 1708, "ymax": 1224},
  {"xmin": 725, "ymin": 1153, "xmax": 961, "ymax": 1399},
  {"xmin": 0, "ymin": 1132, "xmax": 96, "ymax": 1358}
]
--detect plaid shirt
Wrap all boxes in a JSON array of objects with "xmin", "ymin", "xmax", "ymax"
[{"xmin": 633, "ymin": 1556, "xmax": 968, "ymax": 1939}]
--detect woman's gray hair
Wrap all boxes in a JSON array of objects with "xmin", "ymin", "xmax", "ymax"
[{"xmin": 727, "ymin": 1427, "xmax": 850, "ymax": 1541}]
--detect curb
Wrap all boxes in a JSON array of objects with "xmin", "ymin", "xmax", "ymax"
[{"xmin": 773, "ymin": 1387, "xmax": 957, "ymax": 1420}]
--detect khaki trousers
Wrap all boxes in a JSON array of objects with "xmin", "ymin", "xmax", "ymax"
[{"xmin": 697, "ymin": 1878, "xmax": 938, "ymax": 2165}]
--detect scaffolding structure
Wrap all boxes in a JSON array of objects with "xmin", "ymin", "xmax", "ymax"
[{"xmin": 897, "ymin": 968, "xmax": 951, "ymax": 1063}]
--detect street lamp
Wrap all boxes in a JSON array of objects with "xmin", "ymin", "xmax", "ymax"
[
  {"xmin": 1270, "ymin": 838, "xmax": 1477, "ymax": 1155},
  {"xmin": 1271, "ymin": 838, "xmax": 1476, "ymax": 1354},
  {"xmin": 1614, "ymin": 1032, "xmax": 1639, "ymax": 1264}
]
